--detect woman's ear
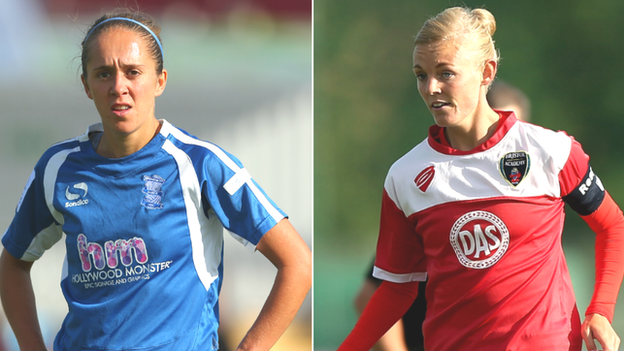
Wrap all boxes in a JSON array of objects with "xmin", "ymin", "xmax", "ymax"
[
  {"xmin": 481, "ymin": 59, "xmax": 497, "ymax": 86},
  {"xmin": 81, "ymin": 74, "xmax": 93, "ymax": 100},
  {"xmin": 155, "ymin": 69, "xmax": 168, "ymax": 97}
]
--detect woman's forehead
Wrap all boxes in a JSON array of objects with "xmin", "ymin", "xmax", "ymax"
[
  {"xmin": 93, "ymin": 27, "xmax": 148, "ymax": 48},
  {"xmin": 88, "ymin": 28, "xmax": 151, "ymax": 64},
  {"xmin": 413, "ymin": 41, "xmax": 463, "ymax": 66}
]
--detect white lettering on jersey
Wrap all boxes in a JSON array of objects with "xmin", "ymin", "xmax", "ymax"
[
  {"xmin": 450, "ymin": 211, "xmax": 510, "ymax": 269},
  {"xmin": 65, "ymin": 182, "xmax": 90, "ymax": 208},
  {"xmin": 578, "ymin": 167, "xmax": 604, "ymax": 195}
]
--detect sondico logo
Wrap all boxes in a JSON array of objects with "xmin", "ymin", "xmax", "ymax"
[
  {"xmin": 449, "ymin": 211, "xmax": 509, "ymax": 269},
  {"xmin": 65, "ymin": 182, "xmax": 89, "ymax": 208}
]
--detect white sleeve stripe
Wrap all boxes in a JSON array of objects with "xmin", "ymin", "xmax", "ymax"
[
  {"xmin": 19, "ymin": 147, "xmax": 80, "ymax": 261},
  {"xmin": 372, "ymin": 266, "xmax": 428, "ymax": 283},
  {"xmin": 227, "ymin": 230, "xmax": 257, "ymax": 252},
  {"xmin": 246, "ymin": 180, "xmax": 285, "ymax": 223},
  {"xmin": 224, "ymin": 168, "xmax": 251, "ymax": 195},
  {"xmin": 166, "ymin": 122, "xmax": 243, "ymax": 173},
  {"xmin": 16, "ymin": 170, "xmax": 35, "ymax": 213},
  {"xmin": 166, "ymin": 122, "xmax": 284, "ymax": 222},
  {"xmin": 61, "ymin": 254, "xmax": 69, "ymax": 281},
  {"xmin": 22, "ymin": 222, "xmax": 63, "ymax": 261},
  {"xmin": 162, "ymin": 140, "xmax": 220, "ymax": 291},
  {"xmin": 44, "ymin": 146, "xmax": 80, "ymax": 225}
]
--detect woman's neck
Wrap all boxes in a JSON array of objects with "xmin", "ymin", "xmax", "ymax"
[
  {"xmin": 444, "ymin": 106, "xmax": 500, "ymax": 151},
  {"xmin": 96, "ymin": 119, "xmax": 162, "ymax": 159}
]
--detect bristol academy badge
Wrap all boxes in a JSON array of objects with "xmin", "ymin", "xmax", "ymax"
[{"xmin": 499, "ymin": 151, "xmax": 530, "ymax": 187}]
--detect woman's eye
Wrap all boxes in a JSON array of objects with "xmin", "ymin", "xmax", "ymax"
[
  {"xmin": 128, "ymin": 70, "xmax": 140, "ymax": 76},
  {"xmin": 97, "ymin": 72, "xmax": 110, "ymax": 79},
  {"xmin": 441, "ymin": 71, "xmax": 454, "ymax": 78},
  {"xmin": 415, "ymin": 73, "xmax": 426, "ymax": 80}
]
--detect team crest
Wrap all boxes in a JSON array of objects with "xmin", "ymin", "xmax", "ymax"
[
  {"xmin": 499, "ymin": 151, "xmax": 530, "ymax": 187},
  {"xmin": 414, "ymin": 166, "xmax": 435, "ymax": 193},
  {"xmin": 141, "ymin": 175, "xmax": 165, "ymax": 210}
]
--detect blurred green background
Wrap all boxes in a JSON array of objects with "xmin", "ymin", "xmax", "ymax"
[{"xmin": 314, "ymin": 0, "xmax": 624, "ymax": 349}]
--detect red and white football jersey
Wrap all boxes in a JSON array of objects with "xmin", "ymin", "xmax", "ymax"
[{"xmin": 373, "ymin": 111, "xmax": 594, "ymax": 350}]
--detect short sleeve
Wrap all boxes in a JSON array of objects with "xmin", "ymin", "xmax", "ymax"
[
  {"xmin": 373, "ymin": 188, "xmax": 427, "ymax": 283},
  {"xmin": 200, "ymin": 149, "xmax": 286, "ymax": 250},
  {"xmin": 2, "ymin": 167, "xmax": 63, "ymax": 261}
]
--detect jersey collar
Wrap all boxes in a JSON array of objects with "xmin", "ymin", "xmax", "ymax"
[{"xmin": 427, "ymin": 110, "xmax": 518, "ymax": 155}]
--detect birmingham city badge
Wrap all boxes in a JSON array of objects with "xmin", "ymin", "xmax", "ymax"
[{"xmin": 499, "ymin": 151, "xmax": 530, "ymax": 187}]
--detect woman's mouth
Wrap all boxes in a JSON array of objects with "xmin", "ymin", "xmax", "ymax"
[
  {"xmin": 432, "ymin": 101, "xmax": 450, "ymax": 109},
  {"xmin": 112, "ymin": 104, "xmax": 131, "ymax": 116}
]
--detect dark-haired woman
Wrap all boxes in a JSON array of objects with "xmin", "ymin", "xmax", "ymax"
[{"xmin": 0, "ymin": 12, "xmax": 311, "ymax": 351}]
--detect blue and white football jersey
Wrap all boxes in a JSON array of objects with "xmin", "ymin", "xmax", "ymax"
[{"xmin": 2, "ymin": 120, "xmax": 286, "ymax": 351}]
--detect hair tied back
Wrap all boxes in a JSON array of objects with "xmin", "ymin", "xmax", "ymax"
[{"xmin": 83, "ymin": 17, "xmax": 164, "ymax": 60}]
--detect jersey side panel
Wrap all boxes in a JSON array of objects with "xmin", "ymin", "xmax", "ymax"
[{"xmin": 162, "ymin": 138, "xmax": 224, "ymax": 292}]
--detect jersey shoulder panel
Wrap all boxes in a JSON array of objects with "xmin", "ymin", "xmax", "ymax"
[
  {"xmin": 160, "ymin": 121, "xmax": 285, "ymax": 248},
  {"xmin": 385, "ymin": 122, "xmax": 574, "ymax": 216},
  {"xmin": 518, "ymin": 122, "xmax": 572, "ymax": 171},
  {"xmin": 161, "ymin": 121, "xmax": 245, "ymax": 181}
]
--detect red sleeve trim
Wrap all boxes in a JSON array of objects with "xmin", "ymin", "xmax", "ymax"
[
  {"xmin": 375, "ymin": 190, "xmax": 425, "ymax": 276},
  {"xmin": 338, "ymin": 281, "xmax": 419, "ymax": 351},
  {"xmin": 558, "ymin": 136, "xmax": 589, "ymax": 197},
  {"xmin": 581, "ymin": 191, "xmax": 624, "ymax": 322}
]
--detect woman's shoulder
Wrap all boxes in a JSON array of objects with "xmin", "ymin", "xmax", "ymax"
[
  {"xmin": 395, "ymin": 135, "xmax": 437, "ymax": 163},
  {"xmin": 515, "ymin": 120, "xmax": 576, "ymax": 151},
  {"xmin": 517, "ymin": 120, "xmax": 572, "ymax": 139},
  {"xmin": 34, "ymin": 131, "xmax": 89, "ymax": 167},
  {"xmin": 386, "ymin": 138, "xmax": 432, "ymax": 179},
  {"xmin": 161, "ymin": 120, "xmax": 244, "ymax": 168},
  {"xmin": 164, "ymin": 121, "xmax": 226, "ymax": 153}
]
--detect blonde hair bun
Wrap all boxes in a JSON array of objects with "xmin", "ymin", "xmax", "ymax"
[
  {"xmin": 471, "ymin": 8, "xmax": 497, "ymax": 37},
  {"xmin": 414, "ymin": 7, "xmax": 499, "ymax": 67}
]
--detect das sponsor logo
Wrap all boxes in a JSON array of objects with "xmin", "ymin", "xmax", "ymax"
[{"xmin": 449, "ymin": 211, "xmax": 509, "ymax": 269}]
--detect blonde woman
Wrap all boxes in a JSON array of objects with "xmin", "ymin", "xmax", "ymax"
[{"xmin": 339, "ymin": 7, "xmax": 623, "ymax": 351}]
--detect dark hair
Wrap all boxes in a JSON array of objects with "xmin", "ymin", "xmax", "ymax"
[{"xmin": 81, "ymin": 11, "xmax": 164, "ymax": 78}]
